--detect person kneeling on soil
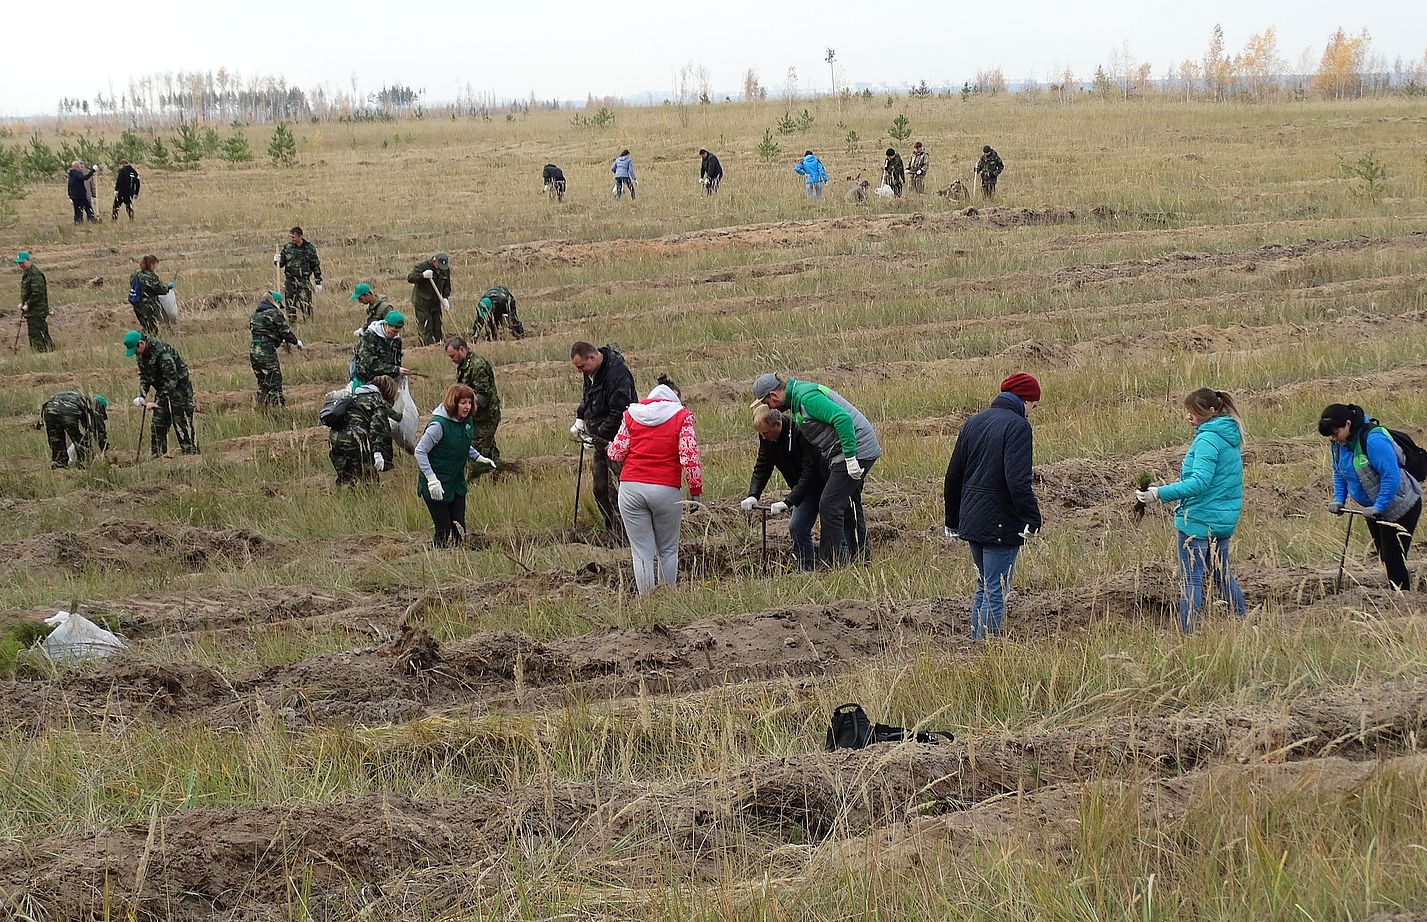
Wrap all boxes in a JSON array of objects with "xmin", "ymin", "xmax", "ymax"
[
  {"xmin": 741, "ymin": 404, "xmax": 828, "ymax": 570},
  {"xmin": 1319, "ymin": 403, "xmax": 1423, "ymax": 591},
  {"xmin": 607, "ymin": 375, "xmax": 703, "ymax": 594},
  {"xmin": 328, "ymin": 374, "xmax": 398, "ymax": 487},
  {"xmin": 1136, "ymin": 388, "xmax": 1247, "ymax": 633},
  {"xmin": 37, "ymin": 391, "xmax": 109, "ymax": 469},
  {"xmin": 943, "ymin": 373, "xmax": 1043, "ymax": 639},
  {"xmin": 416, "ymin": 384, "xmax": 498, "ymax": 548}
]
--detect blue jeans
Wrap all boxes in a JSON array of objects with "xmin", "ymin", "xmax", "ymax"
[
  {"xmin": 1175, "ymin": 534, "xmax": 1246, "ymax": 634},
  {"xmin": 968, "ymin": 542, "xmax": 1019, "ymax": 639},
  {"xmin": 788, "ymin": 501, "xmax": 818, "ymax": 570},
  {"xmin": 615, "ymin": 176, "xmax": 636, "ymax": 199}
]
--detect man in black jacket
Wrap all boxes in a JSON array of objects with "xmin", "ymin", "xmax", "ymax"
[
  {"xmin": 112, "ymin": 161, "xmax": 141, "ymax": 220},
  {"xmin": 570, "ymin": 341, "xmax": 638, "ymax": 538},
  {"xmin": 542, "ymin": 164, "xmax": 566, "ymax": 202},
  {"xmin": 67, "ymin": 161, "xmax": 97, "ymax": 224},
  {"xmin": 740, "ymin": 405, "xmax": 829, "ymax": 569},
  {"xmin": 698, "ymin": 149, "xmax": 723, "ymax": 195},
  {"xmin": 943, "ymin": 373, "xmax": 1042, "ymax": 639}
]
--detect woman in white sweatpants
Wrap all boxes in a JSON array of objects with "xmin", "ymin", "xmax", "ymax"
[{"xmin": 606, "ymin": 376, "xmax": 703, "ymax": 594}]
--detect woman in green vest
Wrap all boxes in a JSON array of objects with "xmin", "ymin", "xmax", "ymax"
[{"xmin": 415, "ymin": 384, "xmax": 498, "ymax": 547}]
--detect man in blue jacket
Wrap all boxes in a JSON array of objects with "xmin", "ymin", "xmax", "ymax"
[
  {"xmin": 943, "ymin": 373, "xmax": 1043, "ymax": 639},
  {"xmin": 67, "ymin": 161, "xmax": 98, "ymax": 224},
  {"xmin": 794, "ymin": 151, "xmax": 828, "ymax": 201}
]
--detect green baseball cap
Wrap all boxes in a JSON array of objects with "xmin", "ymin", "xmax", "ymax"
[
  {"xmin": 480, "ymin": 296, "xmax": 493, "ymax": 309},
  {"xmin": 122, "ymin": 330, "xmax": 143, "ymax": 357},
  {"xmin": 350, "ymin": 283, "xmax": 372, "ymax": 301},
  {"xmin": 93, "ymin": 395, "xmax": 108, "ymax": 408},
  {"xmin": 268, "ymin": 290, "xmax": 284, "ymax": 303},
  {"xmin": 15, "ymin": 251, "xmax": 29, "ymax": 264},
  {"xmin": 383, "ymin": 310, "xmax": 405, "ymax": 328}
]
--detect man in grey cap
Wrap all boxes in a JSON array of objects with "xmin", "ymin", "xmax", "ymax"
[
  {"xmin": 407, "ymin": 251, "xmax": 452, "ymax": 346},
  {"xmin": 752, "ymin": 372, "xmax": 881, "ymax": 566}
]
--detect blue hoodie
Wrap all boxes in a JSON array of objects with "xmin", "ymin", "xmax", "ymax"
[
  {"xmin": 794, "ymin": 153, "xmax": 827, "ymax": 185},
  {"xmin": 1155, "ymin": 414, "xmax": 1243, "ymax": 539},
  {"xmin": 612, "ymin": 154, "xmax": 636, "ymax": 180}
]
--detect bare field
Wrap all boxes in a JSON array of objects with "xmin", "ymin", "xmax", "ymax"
[{"xmin": 2, "ymin": 98, "xmax": 1427, "ymax": 920}]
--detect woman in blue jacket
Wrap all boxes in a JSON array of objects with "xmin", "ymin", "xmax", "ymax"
[
  {"xmin": 612, "ymin": 149, "xmax": 636, "ymax": 200},
  {"xmin": 1137, "ymin": 388, "xmax": 1246, "ymax": 633},
  {"xmin": 1319, "ymin": 403, "xmax": 1422, "ymax": 590},
  {"xmin": 794, "ymin": 151, "xmax": 828, "ymax": 201}
]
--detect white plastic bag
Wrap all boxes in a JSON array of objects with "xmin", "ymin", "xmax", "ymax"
[
  {"xmin": 875, "ymin": 183, "xmax": 896, "ymax": 200},
  {"xmin": 40, "ymin": 611, "xmax": 126, "ymax": 662},
  {"xmin": 159, "ymin": 288, "xmax": 178, "ymax": 324},
  {"xmin": 66, "ymin": 443, "xmax": 78, "ymax": 464},
  {"xmin": 391, "ymin": 380, "xmax": 420, "ymax": 454}
]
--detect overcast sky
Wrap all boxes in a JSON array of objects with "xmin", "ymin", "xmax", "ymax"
[{"xmin": 1, "ymin": 0, "xmax": 1422, "ymax": 116}]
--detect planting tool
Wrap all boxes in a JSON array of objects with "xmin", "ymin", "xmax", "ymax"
[
  {"xmin": 134, "ymin": 401, "xmax": 148, "ymax": 464},
  {"xmin": 1335, "ymin": 509, "xmax": 1363, "ymax": 592},
  {"xmin": 571, "ymin": 436, "xmax": 588, "ymax": 534},
  {"xmin": 745, "ymin": 503, "xmax": 775, "ymax": 575},
  {"xmin": 11, "ymin": 314, "xmax": 21, "ymax": 353},
  {"xmin": 429, "ymin": 278, "xmax": 449, "ymax": 314}
]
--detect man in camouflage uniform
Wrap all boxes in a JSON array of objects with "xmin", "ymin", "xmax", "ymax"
[
  {"xmin": 352, "ymin": 310, "xmax": 408, "ymax": 386},
  {"xmin": 123, "ymin": 329, "xmax": 199, "ymax": 457},
  {"xmin": 407, "ymin": 251, "xmax": 451, "ymax": 346},
  {"xmin": 329, "ymin": 375, "xmax": 398, "ymax": 487},
  {"xmin": 15, "ymin": 251, "xmax": 53, "ymax": 352},
  {"xmin": 277, "ymin": 226, "xmax": 323, "ymax": 324},
  {"xmin": 883, "ymin": 148, "xmax": 905, "ymax": 198},
  {"xmin": 349, "ymin": 283, "xmax": 393, "ymax": 326},
  {"xmin": 128, "ymin": 254, "xmax": 167, "ymax": 336},
  {"xmin": 474, "ymin": 284, "xmax": 525, "ymax": 340},
  {"xmin": 37, "ymin": 391, "xmax": 109, "ymax": 468},
  {"xmin": 445, "ymin": 335, "xmax": 501, "ymax": 469},
  {"xmin": 975, "ymin": 145, "xmax": 1004, "ymax": 198},
  {"xmin": 908, "ymin": 142, "xmax": 929, "ymax": 195},
  {"xmin": 249, "ymin": 291, "xmax": 303, "ymax": 407}
]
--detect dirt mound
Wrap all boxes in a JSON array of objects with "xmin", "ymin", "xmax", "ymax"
[{"xmin": 0, "ymin": 520, "xmax": 278, "ymax": 575}]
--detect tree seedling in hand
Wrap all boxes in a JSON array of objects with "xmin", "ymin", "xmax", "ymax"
[{"xmin": 1134, "ymin": 471, "xmax": 1153, "ymax": 519}]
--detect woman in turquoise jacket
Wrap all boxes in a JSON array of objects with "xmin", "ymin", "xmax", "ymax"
[{"xmin": 1136, "ymin": 388, "xmax": 1246, "ymax": 633}]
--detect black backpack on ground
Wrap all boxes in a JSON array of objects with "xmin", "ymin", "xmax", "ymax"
[
  {"xmin": 1365, "ymin": 420, "xmax": 1427, "ymax": 483},
  {"xmin": 824, "ymin": 702, "xmax": 956, "ymax": 751}
]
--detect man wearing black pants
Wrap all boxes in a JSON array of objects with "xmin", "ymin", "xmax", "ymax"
[
  {"xmin": 113, "ymin": 161, "xmax": 141, "ymax": 220},
  {"xmin": 571, "ymin": 341, "xmax": 638, "ymax": 540},
  {"xmin": 699, "ymin": 149, "xmax": 723, "ymax": 195}
]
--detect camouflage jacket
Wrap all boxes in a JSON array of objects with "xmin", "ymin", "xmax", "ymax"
[
  {"xmin": 480, "ymin": 286, "xmax": 513, "ymax": 311},
  {"xmin": 908, "ymin": 150, "xmax": 929, "ymax": 175},
  {"xmin": 130, "ymin": 269, "xmax": 167, "ymax": 312},
  {"xmin": 352, "ymin": 325, "xmax": 403, "ymax": 384},
  {"xmin": 884, "ymin": 154, "xmax": 905, "ymax": 184},
  {"xmin": 20, "ymin": 265, "xmax": 48, "ymax": 316},
  {"xmin": 976, "ymin": 149, "xmax": 1004, "ymax": 177},
  {"xmin": 407, "ymin": 262, "xmax": 450, "ymax": 311},
  {"xmin": 334, "ymin": 386, "xmax": 394, "ymax": 459},
  {"xmin": 249, "ymin": 301, "xmax": 300, "ymax": 350},
  {"xmin": 363, "ymin": 293, "xmax": 393, "ymax": 326},
  {"xmin": 456, "ymin": 352, "xmax": 501, "ymax": 418},
  {"xmin": 136, "ymin": 337, "xmax": 191, "ymax": 399},
  {"xmin": 280, "ymin": 240, "xmax": 322, "ymax": 284},
  {"xmin": 41, "ymin": 391, "xmax": 109, "ymax": 449}
]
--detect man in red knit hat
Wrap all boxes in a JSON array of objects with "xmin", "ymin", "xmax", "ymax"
[{"xmin": 942, "ymin": 372, "xmax": 1043, "ymax": 639}]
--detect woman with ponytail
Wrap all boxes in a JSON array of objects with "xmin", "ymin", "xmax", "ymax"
[
  {"xmin": 1136, "ymin": 388, "xmax": 1247, "ymax": 633},
  {"xmin": 1319, "ymin": 403, "xmax": 1422, "ymax": 590}
]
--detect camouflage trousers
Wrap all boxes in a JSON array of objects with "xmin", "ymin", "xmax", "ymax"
[
  {"xmin": 250, "ymin": 344, "xmax": 285, "ymax": 407},
  {"xmin": 468, "ymin": 414, "xmax": 500, "ymax": 477},
  {"xmin": 25, "ymin": 313, "xmax": 53, "ymax": 352},
  {"xmin": 329, "ymin": 432, "xmax": 378, "ymax": 486},
  {"xmin": 43, "ymin": 411, "xmax": 93, "ymax": 468},
  {"xmin": 133, "ymin": 302, "xmax": 162, "ymax": 337},
  {"xmin": 283, "ymin": 276, "xmax": 313, "ymax": 323},
  {"xmin": 151, "ymin": 390, "xmax": 198, "ymax": 457}
]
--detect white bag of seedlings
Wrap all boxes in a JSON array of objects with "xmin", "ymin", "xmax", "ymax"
[
  {"xmin": 875, "ymin": 183, "xmax": 896, "ymax": 200},
  {"xmin": 391, "ymin": 379, "xmax": 420, "ymax": 454},
  {"xmin": 159, "ymin": 288, "xmax": 179, "ymax": 324},
  {"xmin": 40, "ymin": 611, "xmax": 126, "ymax": 662}
]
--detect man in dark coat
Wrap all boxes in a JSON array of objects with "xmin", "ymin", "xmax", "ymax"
[
  {"xmin": 542, "ymin": 164, "xmax": 566, "ymax": 202},
  {"xmin": 943, "ymin": 372, "xmax": 1043, "ymax": 639},
  {"xmin": 975, "ymin": 145, "xmax": 1004, "ymax": 197},
  {"xmin": 740, "ymin": 405, "xmax": 829, "ymax": 569},
  {"xmin": 699, "ymin": 149, "xmax": 723, "ymax": 195},
  {"xmin": 67, "ymin": 162, "xmax": 98, "ymax": 224},
  {"xmin": 570, "ymin": 341, "xmax": 638, "ymax": 538},
  {"xmin": 112, "ymin": 161, "xmax": 141, "ymax": 220}
]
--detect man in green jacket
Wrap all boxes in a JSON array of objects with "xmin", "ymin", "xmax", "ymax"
[
  {"xmin": 249, "ymin": 291, "xmax": 303, "ymax": 407},
  {"xmin": 15, "ymin": 251, "xmax": 53, "ymax": 352},
  {"xmin": 277, "ymin": 226, "xmax": 323, "ymax": 323},
  {"xmin": 350, "ymin": 283, "xmax": 393, "ymax": 326},
  {"xmin": 124, "ymin": 330, "xmax": 199, "ymax": 457},
  {"xmin": 474, "ymin": 284, "xmax": 525, "ymax": 340},
  {"xmin": 328, "ymin": 376, "xmax": 398, "ymax": 486},
  {"xmin": 445, "ymin": 335, "xmax": 501, "ymax": 468},
  {"xmin": 37, "ymin": 391, "xmax": 108, "ymax": 468},
  {"xmin": 753, "ymin": 372, "xmax": 882, "ymax": 567},
  {"xmin": 407, "ymin": 251, "xmax": 451, "ymax": 346}
]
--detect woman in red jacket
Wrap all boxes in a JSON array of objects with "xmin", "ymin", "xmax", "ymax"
[{"xmin": 607, "ymin": 375, "xmax": 703, "ymax": 594}]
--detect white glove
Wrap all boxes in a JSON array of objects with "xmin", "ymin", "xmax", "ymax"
[
  {"xmin": 845, "ymin": 457, "xmax": 864, "ymax": 480},
  {"xmin": 1018, "ymin": 524, "xmax": 1036, "ymax": 539},
  {"xmin": 944, "ymin": 526, "xmax": 959, "ymax": 540},
  {"xmin": 314, "ymin": 284, "xmax": 323, "ymax": 294},
  {"xmin": 274, "ymin": 252, "xmax": 280, "ymax": 266},
  {"xmin": 132, "ymin": 396, "xmax": 147, "ymax": 408},
  {"xmin": 295, "ymin": 340, "xmax": 304, "ymax": 349},
  {"xmin": 422, "ymin": 269, "xmax": 434, "ymax": 280},
  {"xmin": 352, "ymin": 328, "xmax": 363, "ymax": 337},
  {"xmin": 90, "ymin": 164, "xmax": 98, "ymax": 171},
  {"xmin": 426, "ymin": 477, "xmax": 445, "ymax": 501},
  {"xmin": 739, "ymin": 496, "xmax": 758, "ymax": 513},
  {"xmin": 373, "ymin": 452, "xmax": 385, "ymax": 471},
  {"xmin": 571, "ymin": 419, "xmax": 588, "ymax": 439},
  {"xmin": 1135, "ymin": 487, "xmax": 1158, "ymax": 504},
  {"xmin": 769, "ymin": 501, "xmax": 789, "ymax": 515},
  {"xmin": 479, "ymin": 456, "xmax": 498, "ymax": 470},
  {"xmin": 441, "ymin": 298, "xmax": 451, "ymax": 311}
]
